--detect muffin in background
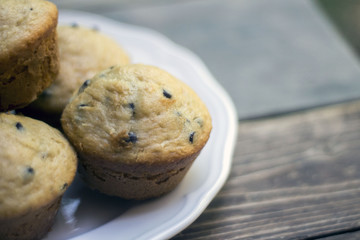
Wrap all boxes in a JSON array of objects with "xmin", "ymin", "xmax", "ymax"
[
  {"xmin": 61, "ymin": 64, "xmax": 212, "ymax": 200},
  {"xmin": 30, "ymin": 25, "xmax": 130, "ymax": 116},
  {"xmin": 0, "ymin": 0, "xmax": 59, "ymax": 111},
  {"xmin": 0, "ymin": 113, "xmax": 77, "ymax": 240}
]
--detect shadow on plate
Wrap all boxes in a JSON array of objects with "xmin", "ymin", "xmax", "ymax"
[{"xmin": 44, "ymin": 174, "xmax": 150, "ymax": 240}]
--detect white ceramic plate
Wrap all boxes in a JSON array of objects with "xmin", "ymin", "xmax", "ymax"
[{"xmin": 44, "ymin": 10, "xmax": 238, "ymax": 240}]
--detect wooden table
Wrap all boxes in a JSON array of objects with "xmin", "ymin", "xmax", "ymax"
[
  {"xmin": 49, "ymin": 0, "xmax": 360, "ymax": 239},
  {"xmin": 173, "ymin": 99, "xmax": 360, "ymax": 239}
]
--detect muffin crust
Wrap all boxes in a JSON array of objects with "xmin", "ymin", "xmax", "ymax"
[
  {"xmin": 0, "ymin": 0, "xmax": 59, "ymax": 111},
  {"xmin": 61, "ymin": 64, "xmax": 212, "ymax": 199}
]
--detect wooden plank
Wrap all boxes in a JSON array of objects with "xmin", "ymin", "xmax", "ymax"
[
  {"xmin": 173, "ymin": 100, "xmax": 360, "ymax": 239},
  {"xmin": 323, "ymin": 231, "xmax": 360, "ymax": 240}
]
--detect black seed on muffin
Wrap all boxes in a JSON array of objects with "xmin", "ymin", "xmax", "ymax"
[
  {"xmin": 78, "ymin": 79, "xmax": 91, "ymax": 94},
  {"xmin": 78, "ymin": 103, "xmax": 89, "ymax": 108},
  {"xmin": 15, "ymin": 122, "xmax": 23, "ymax": 131},
  {"xmin": 129, "ymin": 103, "xmax": 135, "ymax": 110},
  {"xmin": 163, "ymin": 89, "xmax": 172, "ymax": 99},
  {"xmin": 30, "ymin": 7, "xmax": 33, "ymax": 11},
  {"xmin": 27, "ymin": 166, "xmax": 34, "ymax": 174},
  {"xmin": 110, "ymin": 66, "xmax": 115, "ymax": 69},
  {"xmin": 189, "ymin": 132, "xmax": 195, "ymax": 143},
  {"xmin": 129, "ymin": 103, "xmax": 135, "ymax": 115},
  {"xmin": 124, "ymin": 132, "xmax": 137, "ymax": 143},
  {"xmin": 62, "ymin": 183, "xmax": 68, "ymax": 190},
  {"xmin": 71, "ymin": 23, "xmax": 79, "ymax": 28},
  {"xmin": 23, "ymin": 166, "xmax": 35, "ymax": 184}
]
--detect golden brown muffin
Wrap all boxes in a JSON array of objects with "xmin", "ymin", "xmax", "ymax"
[
  {"xmin": 31, "ymin": 25, "xmax": 130, "ymax": 115},
  {"xmin": 61, "ymin": 64, "xmax": 212, "ymax": 200},
  {"xmin": 0, "ymin": 113, "xmax": 77, "ymax": 240},
  {"xmin": 0, "ymin": 0, "xmax": 59, "ymax": 111}
]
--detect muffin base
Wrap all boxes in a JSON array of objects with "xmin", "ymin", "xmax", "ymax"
[
  {"xmin": 0, "ymin": 196, "xmax": 62, "ymax": 240},
  {"xmin": 79, "ymin": 151, "xmax": 201, "ymax": 200}
]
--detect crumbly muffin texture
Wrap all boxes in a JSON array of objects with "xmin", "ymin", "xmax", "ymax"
[
  {"xmin": 31, "ymin": 25, "xmax": 130, "ymax": 114},
  {"xmin": 0, "ymin": 0, "xmax": 59, "ymax": 111},
  {"xmin": 0, "ymin": 113, "xmax": 77, "ymax": 219},
  {"xmin": 61, "ymin": 64, "xmax": 212, "ymax": 166}
]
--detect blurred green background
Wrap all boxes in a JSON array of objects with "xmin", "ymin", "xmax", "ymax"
[{"xmin": 317, "ymin": 0, "xmax": 360, "ymax": 55}]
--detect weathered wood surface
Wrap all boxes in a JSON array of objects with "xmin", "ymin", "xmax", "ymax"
[{"xmin": 173, "ymin": 100, "xmax": 360, "ymax": 240}]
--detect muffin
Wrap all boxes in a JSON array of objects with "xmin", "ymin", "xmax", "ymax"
[
  {"xmin": 0, "ymin": 113, "xmax": 77, "ymax": 240},
  {"xmin": 61, "ymin": 64, "xmax": 212, "ymax": 200},
  {"xmin": 0, "ymin": 0, "xmax": 59, "ymax": 111},
  {"xmin": 30, "ymin": 25, "xmax": 130, "ymax": 115}
]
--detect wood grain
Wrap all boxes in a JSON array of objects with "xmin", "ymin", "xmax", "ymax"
[{"xmin": 173, "ymin": 100, "xmax": 360, "ymax": 239}]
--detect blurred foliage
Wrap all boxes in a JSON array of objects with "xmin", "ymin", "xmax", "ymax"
[{"xmin": 316, "ymin": 0, "xmax": 360, "ymax": 54}]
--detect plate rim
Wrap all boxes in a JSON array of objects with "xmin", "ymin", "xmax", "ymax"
[{"xmin": 57, "ymin": 10, "xmax": 238, "ymax": 240}]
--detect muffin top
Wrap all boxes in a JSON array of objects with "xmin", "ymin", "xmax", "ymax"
[
  {"xmin": 61, "ymin": 64, "xmax": 212, "ymax": 165},
  {"xmin": 0, "ymin": 113, "xmax": 77, "ymax": 218},
  {"xmin": 0, "ymin": 0, "xmax": 58, "ymax": 61},
  {"xmin": 32, "ymin": 25, "xmax": 130, "ymax": 114}
]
